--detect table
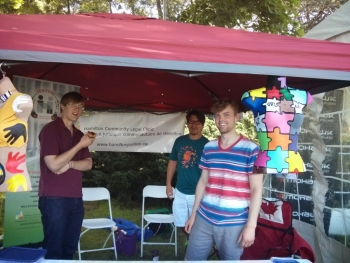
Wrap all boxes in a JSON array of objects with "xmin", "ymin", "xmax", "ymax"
[{"xmin": 43, "ymin": 260, "xmax": 312, "ymax": 263}]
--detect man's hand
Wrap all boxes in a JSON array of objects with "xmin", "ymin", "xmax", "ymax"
[
  {"xmin": 237, "ymin": 225, "xmax": 256, "ymax": 248},
  {"xmin": 166, "ymin": 185, "xmax": 173, "ymax": 199},
  {"xmin": 184, "ymin": 214, "xmax": 196, "ymax": 234},
  {"xmin": 54, "ymin": 162, "xmax": 70, "ymax": 175},
  {"xmin": 79, "ymin": 134, "xmax": 95, "ymax": 148}
]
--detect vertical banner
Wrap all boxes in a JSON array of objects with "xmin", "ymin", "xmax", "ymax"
[
  {"xmin": 3, "ymin": 76, "xmax": 79, "ymax": 247},
  {"xmin": 296, "ymin": 90, "xmax": 344, "ymax": 226}
]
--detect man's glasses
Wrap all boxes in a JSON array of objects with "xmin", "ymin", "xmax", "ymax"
[
  {"xmin": 67, "ymin": 103, "xmax": 85, "ymax": 110},
  {"xmin": 188, "ymin": 120, "xmax": 202, "ymax": 125}
]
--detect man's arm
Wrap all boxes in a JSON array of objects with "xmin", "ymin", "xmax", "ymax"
[
  {"xmin": 184, "ymin": 169, "xmax": 209, "ymax": 233},
  {"xmin": 54, "ymin": 158, "xmax": 93, "ymax": 175},
  {"xmin": 44, "ymin": 135, "xmax": 94, "ymax": 173},
  {"xmin": 166, "ymin": 160, "xmax": 177, "ymax": 198},
  {"xmin": 237, "ymin": 173, "xmax": 263, "ymax": 248}
]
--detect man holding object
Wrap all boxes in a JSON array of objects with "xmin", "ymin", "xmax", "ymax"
[{"xmin": 38, "ymin": 92, "xmax": 95, "ymax": 259}]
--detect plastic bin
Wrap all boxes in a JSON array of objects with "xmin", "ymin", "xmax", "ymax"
[{"xmin": 0, "ymin": 247, "xmax": 47, "ymax": 263}]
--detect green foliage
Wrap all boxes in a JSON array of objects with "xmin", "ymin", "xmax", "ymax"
[
  {"xmin": 236, "ymin": 111, "xmax": 259, "ymax": 144},
  {"xmin": 176, "ymin": 0, "xmax": 303, "ymax": 36},
  {"xmin": 79, "ymin": 0, "xmax": 110, "ymax": 13},
  {"xmin": 83, "ymin": 152, "xmax": 169, "ymax": 202},
  {"xmin": 185, "ymin": 113, "xmax": 258, "ymax": 143}
]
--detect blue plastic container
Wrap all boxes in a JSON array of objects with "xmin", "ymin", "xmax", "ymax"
[{"xmin": 0, "ymin": 247, "xmax": 47, "ymax": 263}]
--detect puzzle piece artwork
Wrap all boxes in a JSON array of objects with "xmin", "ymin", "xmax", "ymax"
[
  {"xmin": 263, "ymin": 112, "xmax": 294, "ymax": 133},
  {"xmin": 249, "ymin": 87, "xmax": 266, "ymax": 100},
  {"xmin": 268, "ymin": 127, "xmax": 291, "ymax": 151},
  {"xmin": 257, "ymin": 131, "xmax": 271, "ymax": 151},
  {"xmin": 263, "ymin": 98, "xmax": 280, "ymax": 113},
  {"xmin": 279, "ymin": 99, "xmax": 294, "ymax": 113},
  {"xmin": 255, "ymin": 112, "xmax": 267, "ymax": 132},
  {"xmin": 285, "ymin": 151, "xmax": 306, "ymax": 173},
  {"xmin": 241, "ymin": 85, "xmax": 312, "ymax": 174},
  {"xmin": 242, "ymin": 97, "xmax": 266, "ymax": 116}
]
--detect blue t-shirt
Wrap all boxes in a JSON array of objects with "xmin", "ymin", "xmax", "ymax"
[{"xmin": 169, "ymin": 134, "xmax": 209, "ymax": 195}]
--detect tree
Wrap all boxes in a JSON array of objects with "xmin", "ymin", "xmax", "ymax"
[
  {"xmin": 185, "ymin": 112, "xmax": 258, "ymax": 143},
  {"xmin": 176, "ymin": 0, "xmax": 303, "ymax": 36},
  {"xmin": 83, "ymin": 151, "xmax": 169, "ymax": 201},
  {"xmin": 298, "ymin": 0, "xmax": 349, "ymax": 33},
  {"xmin": 236, "ymin": 111, "xmax": 259, "ymax": 144}
]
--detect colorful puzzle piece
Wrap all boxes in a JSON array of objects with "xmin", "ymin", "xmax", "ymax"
[
  {"xmin": 263, "ymin": 98, "xmax": 280, "ymax": 113},
  {"xmin": 266, "ymin": 86, "xmax": 282, "ymax": 100},
  {"xmin": 279, "ymin": 99, "xmax": 294, "ymax": 113},
  {"xmin": 285, "ymin": 151, "xmax": 305, "ymax": 173},
  {"xmin": 241, "ymin": 92, "xmax": 250, "ymax": 100},
  {"xmin": 242, "ymin": 97, "xmax": 267, "ymax": 116},
  {"xmin": 257, "ymin": 131, "xmax": 271, "ymax": 151},
  {"xmin": 307, "ymin": 93, "xmax": 313, "ymax": 104},
  {"xmin": 268, "ymin": 127, "xmax": 292, "ymax": 150},
  {"xmin": 289, "ymin": 89, "xmax": 307, "ymax": 104},
  {"xmin": 249, "ymin": 87, "xmax": 266, "ymax": 100},
  {"xmin": 288, "ymin": 114, "xmax": 304, "ymax": 135},
  {"xmin": 279, "ymin": 88, "xmax": 293, "ymax": 101},
  {"xmin": 266, "ymin": 167, "xmax": 289, "ymax": 174},
  {"xmin": 254, "ymin": 150, "xmax": 270, "ymax": 169},
  {"xmin": 289, "ymin": 134, "xmax": 298, "ymax": 152},
  {"xmin": 291, "ymin": 101, "xmax": 306, "ymax": 114},
  {"xmin": 255, "ymin": 113, "xmax": 267, "ymax": 132},
  {"xmin": 263, "ymin": 112, "xmax": 294, "ymax": 133},
  {"xmin": 266, "ymin": 146, "xmax": 289, "ymax": 173}
]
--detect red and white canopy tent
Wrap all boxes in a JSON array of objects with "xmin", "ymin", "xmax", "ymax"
[
  {"xmin": 1, "ymin": 12, "xmax": 350, "ymax": 262},
  {"xmin": 0, "ymin": 13, "xmax": 350, "ymax": 113}
]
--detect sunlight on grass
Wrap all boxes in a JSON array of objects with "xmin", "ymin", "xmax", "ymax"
[{"xmin": 76, "ymin": 199, "xmax": 193, "ymax": 261}]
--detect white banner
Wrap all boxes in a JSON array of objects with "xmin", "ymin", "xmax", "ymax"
[{"xmin": 78, "ymin": 112, "xmax": 185, "ymax": 153}]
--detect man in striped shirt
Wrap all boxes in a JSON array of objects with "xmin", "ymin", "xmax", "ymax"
[{"xmin": 184, "ymin": 98, "xmax": 263, "ymax": 260}]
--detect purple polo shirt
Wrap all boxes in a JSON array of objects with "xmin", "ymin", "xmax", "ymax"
[{"xmin": 38, "ymin": 117, "xmax": 91, "ymax": 198}]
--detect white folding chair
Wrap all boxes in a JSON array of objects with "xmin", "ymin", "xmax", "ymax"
[
  {"xmin": 140, "ymin": 185, "xmax": 177, "ymax": 257},
  {"xmin": 77, "ymin": 187, "xmax": 117, "ymax": 260}
]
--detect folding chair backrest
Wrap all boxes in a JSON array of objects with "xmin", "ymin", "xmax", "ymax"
[
  {"xmin": 79, "ymin": 187, "xmax": 117, "ymax": 260},
  {"xmin": 143, "ymin": 185, "xmax": 167, "ymax": 198},
  {"xmin": 83, "ymin": 187, "xmax": 110, "ymax": 201}
]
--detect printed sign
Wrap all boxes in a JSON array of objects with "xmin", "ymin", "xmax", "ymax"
[{"xmin": 78, "ymin": 112, "xmax": 185, "ymax": 153}]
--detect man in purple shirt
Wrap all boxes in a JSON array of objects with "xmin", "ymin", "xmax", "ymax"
[{"xmin": 38, "ymin": 92, "xmax": 95, "ymax": 259}]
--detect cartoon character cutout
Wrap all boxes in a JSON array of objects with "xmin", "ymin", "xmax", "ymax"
[{"xmin": 241, "ymin": 82, "xmax": 312, "ymax": 174}]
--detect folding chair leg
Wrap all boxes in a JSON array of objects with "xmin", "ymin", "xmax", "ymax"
[{"xmin": 207, "ymin": 245, "xmax": 220, "ymax": 260}]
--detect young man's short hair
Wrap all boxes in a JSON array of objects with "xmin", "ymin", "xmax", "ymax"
[
  {"xmin": 186, "ymin": 110, "xmax": 206, "ymax": 125},
  {"xmin": 210, "ymin": 98, "xmax": 239, "ymax": 114},
  {"xmin": 60, "ymin": 92, "xmax": 84, "ymax": 106}
]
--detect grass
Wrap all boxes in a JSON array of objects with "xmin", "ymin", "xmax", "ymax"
[{"xmin": 76, "ymin": 198, "xmax": 198, "ymax": 261}]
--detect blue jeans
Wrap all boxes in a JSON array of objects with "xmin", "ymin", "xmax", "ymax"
[{"xmin": 39, "ymin": 196, "xmax": 84, "ymax": 259}]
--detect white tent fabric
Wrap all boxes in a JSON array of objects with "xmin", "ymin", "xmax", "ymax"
[
  {"xmin": 304, "ymin": 2, "xmax": 350, "ymax": 43},
  {"xmin": 302, "ymin": 3, "xmax": 350, "ymax": 263}
]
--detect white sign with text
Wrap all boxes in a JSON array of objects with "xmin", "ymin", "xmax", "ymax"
[{"xmin": 78, "ymin": 112, "xmax": 185, "ymax": 152}]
